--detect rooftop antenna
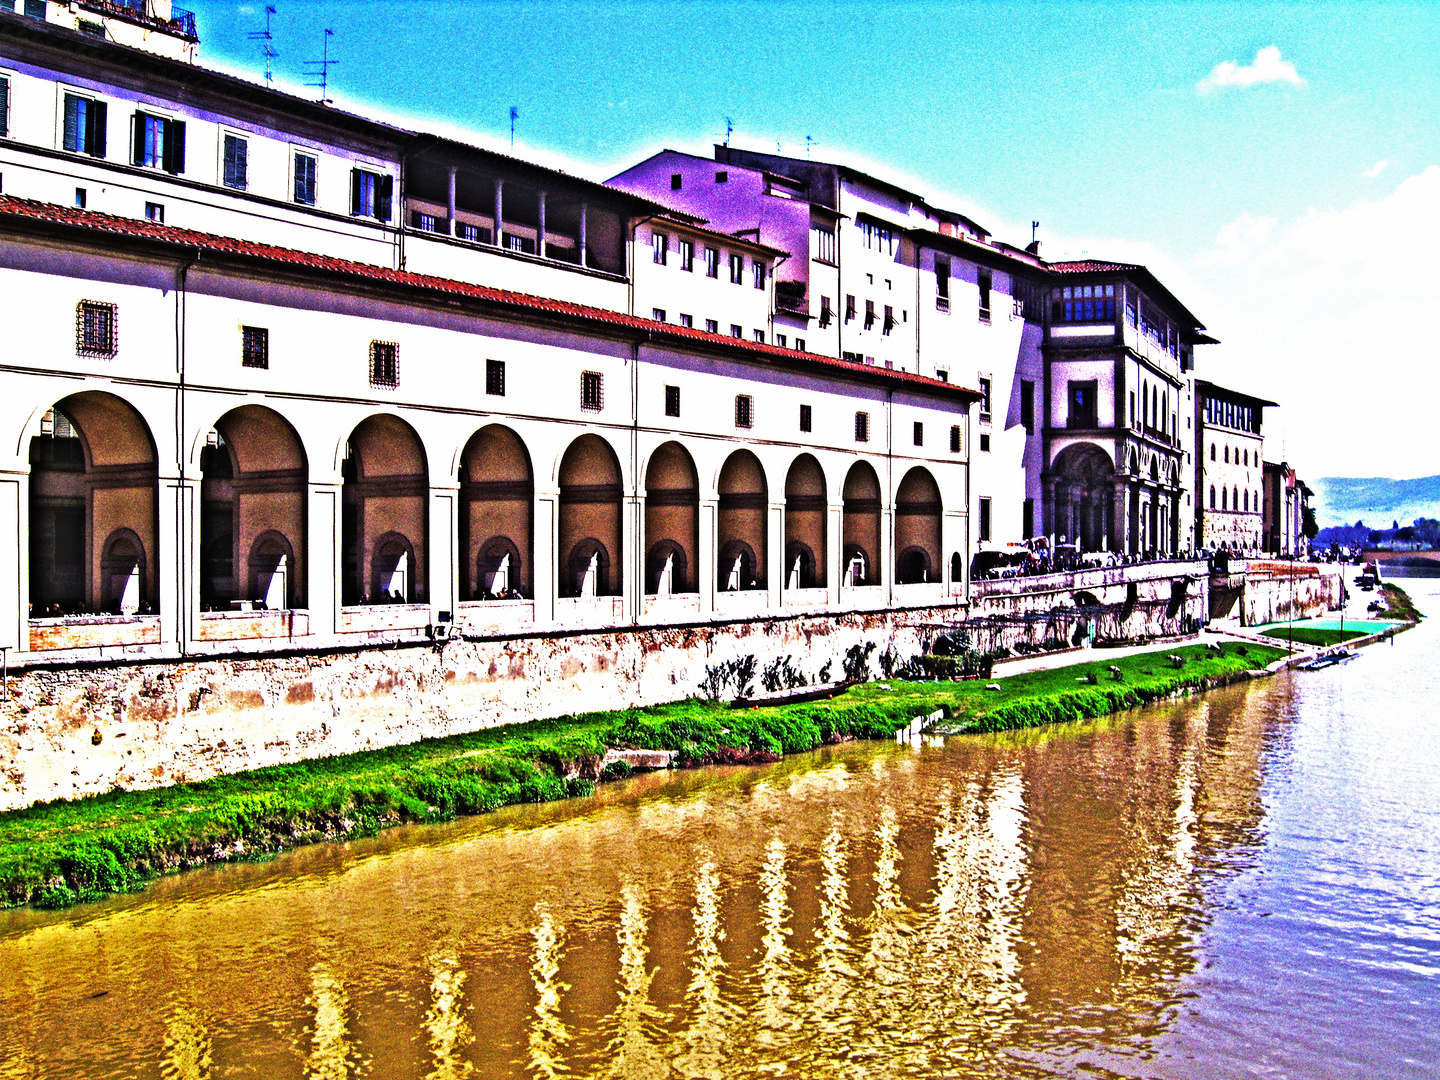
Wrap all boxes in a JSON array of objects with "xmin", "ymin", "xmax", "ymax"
[
  {"xmin": 724, "ymin": 116, "xmax": 733, "ymax": 146},
  {"xmin": 1032, "ymin": 220, "xmax": 1040, "ymax": 244},
  {"xmin": 805, "ymin": 134, "xmax": 815, "ymax": 159},
  {"xmin": 510, "ymin": 106, "xmax": 518, "ymax": 148},
  {"xmin": 303, "ymin": 28, "xmax": 337, "ymax": 104},
  {"xmin": 246, "ymin": 5, "xmax": 278, "ymax": 86}
]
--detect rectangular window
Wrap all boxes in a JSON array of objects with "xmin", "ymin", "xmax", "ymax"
[
  {"xmin": 665, "ymin": 385, "xmax": 680, "ymax": 417},
  {"xmin": 714, "ymin": 170, "xmax": 727, "ymax": 183},
  {"xmin": 144, "ymin": 202, "xmax": 163, "ymax": 223},
  {"xmin": 679, "ymin": 313, "xmax": 693, "ymax": 328},
  {"xmin": 351, "ymin": 168, "xmax": 393, "ymax": 220},
  {"xmin": 485, "ymin": 358, "xmax": 506, "ymax": 396},
  {"xmin": 796, "ymin": 337, "xmax": 806, "ymax": 351},
  {"xmin": 670, "ymin": 172, "xmax": 683, "ymax": 190},
  {"xmin": 776, "ymin": 334, "xmax": 786, "ymax": 348},
  {"xmin": 24, "ymin": 0, "xmax": 45, "ymax": 18},
  {"xmin": 581, "ymin": 371, "xmax": 603, "ymax": 411},
  {"xmin": 800, "ymin": 404, "xmax": 812, "ymax": 432},
  {"xmin": 369, "ymin": 341, "xmax": 399, "ymax": 389},
  {"xmin": 979, "ymin": 498, "xmax": 992, "ymax": 542},
  {"xmin": 855, "ymin": 411, "xmax": 870, "ymax": 443},
  {"xmin": 652, "ymin": 231, "xmax": 668, "ymax": 264},
  {"xmin": 753, "ymin": 329, "xmax": 765, "ymax": 343},
  {"xmin": 222, "ymin": 133, "xmax": 248, "ymax": 190},
  {"xmin": 730, "ymin": 324, "xmax": 743, "ymax": 339},
  {"xmin": 241, "ymin": 325, "xmax": 269, "ymax": 370},
  {"xmin": 63, "ymin": 93, "xmax": 108, "ymax": 158},
  {"xmin": 294, "ymin": 152, "xmax": 318, "ymax": 205},
  {"xmin": 818, "ymin": 295, "xmax": 833, "ymax": 328},
  {"xmin": 883, "ymin": 304, "xmax": 895, "ymax": 335},
  {"xmin": 0, "ymin": 76, "xmax": 9, "ymax": 139},
  {"xmin": 935, "ymin": 256, "xmax": 951, "ymax": 306},
  {"xmin": 735, "ymin": 395, "xmax": 753, "ymax": 429},
  {"xmin": 1021, "ymin": 379, "xmax": 1035, "ymax": 434},
  {"xmin": 76, "ymin": 300, "xmax": 116, "ymax": 358},
  {"xmin": 74, "ymin": 187, "xmax": 86, "ymax": 208},
  {"xmin": 458, "ymin": 222, "xmax": 483, "ymax": 242},
  {"xmin": 864, "ymin": 299, "xmax": 876, "ymax": 329},
  {"xmin": 845, "ymin": 294, "xmax": 856, "ymax": 322},
  {"xmin": 678, "ymin": 239, "xmax": 693, "ymax": 271},
  {"xmin": 980, "ymin": 433, "xmax": 991, "ymax": 452},
  {"xmin": 652, "ymin": 308, "xmax": 666, "ymax": 323},
  {"xmin": 978, "ymin": 268, "xmax": 992, "ymax": 321},
  {"xmin": 979, "ymin": 377, "xmax": 993, "ymax": 420},
  {"xmin": 812, "ymin": 224, "xmax": 836, "ymax": 263},
  {"xmin": 857, "ymin": 219, "xmax": 895, "ymax": 255},
  {"xmin": 132, "ymin": 111, "xmax": 185, "ymax": 173},
  {"xmin": 913, "ymin": 421, "xmax": 924, "ymax": 447},
  {"xmin": 1054, "ymin": 283, "xmax": 1117, "ymax": 323},
  {"xmin": 413, "ymin": 211, "xmax": 437, "ymax": 232},
  {"xmin": 729, "ymin": 253, "xmax": 744, "ymax": 284},
  {"xmin": 1068, "ymin": 380, "xmax": 1098, "ymax": 428},
  {"xmin": 705, "ymin": 319, "xmax": 718, "ymax": 334},
  {"xmin": 752, "ymin": 260, "xmax": 765, "ymax": 289},
  {"xmin": 950, "ymin": 424, "xmax": 962, "ymax": 453},
  {"xmin": 1023, "ymin": 498, "xmax": 1035, "ymax": 539},
  {"xmin": 705, "ymin": 247, "xmax": 719, "ymax": 278}
]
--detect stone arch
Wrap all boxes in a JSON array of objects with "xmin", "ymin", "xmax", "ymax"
[
  {"xmin": 200, "ymin": 405, "xmax": 307, "ymax": 610},
  {"xmin": 99, "ymin": 527, "xmax": 146, "ymax": 614},
  {"xmin": 895, "ymin": 466, "xmax": 941, "ymax": 584},
  {"xmin": 643, "ymin": 441, "xmax": 698, "ymax": 595},
  {"xmin": 559, "ymin": 434, "xmax": 623, "ymax": 598},
  {"xmin": 29, "ymin": 392, "xmax": 158, "ymax": 617},
  {"xmin": 842, "ymin": 460, "xmax": 881, "ymax": 586},
  {"xmin": 718, "ymin": 449, "xmax": 767, "ymax": 591},
  {"xmin": 460, "ymin": 424, "xmax": 533, "ymax": 601},
  {"xmin": 247, "ymin": 530, "xmax": 296, "ymax": 610},
  {"xmin": 784, "ymin": 454, "xmax": 827, "ymax": 590},
  {"xmin": 342, "ymin": 414, "xmax": 428, "ymax": 606},
  {"xmin": 1051, "ymin": 442, "xmax": 1115, "ymax": 553}
]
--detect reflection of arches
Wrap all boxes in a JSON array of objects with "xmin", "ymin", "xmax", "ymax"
[
  {"xmin": 370, "ymin": 531, "xmax": 417, "ymax": 602},
  {"xmin": 559, "ymin": 435, "xmax": 623, "ymax": 598},
  {"xmin": 343, "ymin": 414, "xmax": 427, "ymax": 606},
  {"xmin": 460, "ymin": 425, "xmax": 533, "ymax": 600},
  {"xmin": 568, "ymin": 537, "xmax": 611, "ymax": 599},
  {"xmin": 1051, "ymin": 442, "xmax": 1115, "ymax": 553},
  {"xmin": 784, "ymin": 454, "xmax": 827, "ymax": 590},
  {"xmin": 477, "ymin": 535, "xmax": 523, "ymax": 598},
  {"xmin": 646, "ymin": 539, "xmax": 688, "ymax": 596},
  {"xmin": 718, "ymin": 538, "xmax": 759, "ymax": 592},
  {"xmin": 100, "ymin": 528, "xmax": 146, "ymax": 614},
  {"xmin": 644, "ymin": 441, "xmax": 697, "ymax": 595},
  {"xmin": 842, "ymin": 461, "xmax": 881, "ymax": 586},
  {"xmin": 895, "ymin": 466, "xmax": 941, "ymax": 585},
  {"xmin": 29, "ymin": 392, "xmax": 159, "ymax": 616},
  {"xmin": 248, "ymin": 530, "xmax": 295, "ymax": 609},
  {"xmin": 718, "ymin": 450, "xmax": 767, "ymax": 591}
]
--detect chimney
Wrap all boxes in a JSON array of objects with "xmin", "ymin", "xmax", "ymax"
[{"xmin": 1025, "ymin": 240, "xmax": 1042, "ymax": 256}]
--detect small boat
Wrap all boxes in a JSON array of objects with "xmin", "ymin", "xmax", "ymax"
[
  {"xmin": 731, "ymin": 679, "xmax": 859, "ymax": 708},
  {"xmin": 1298, "ymin": 649, "xmax": 1359, "ymax": 671}
]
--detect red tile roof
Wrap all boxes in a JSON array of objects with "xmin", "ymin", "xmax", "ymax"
[
  {"xmin": 1048, "ymin": 260, "xmax": 1143, "ymax": 274},
  {"xmin": 0, "ymin": 195, "xmax": 979, "ymax": 403}
]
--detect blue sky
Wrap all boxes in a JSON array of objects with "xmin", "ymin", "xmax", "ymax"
[{"xmin": 198, "ymin": 1, "xmax": 1440, "ymax": 482}]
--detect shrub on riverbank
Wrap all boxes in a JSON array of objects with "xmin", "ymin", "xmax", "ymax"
[
  {"xmin": 1373, "ymin": 583, "xmax": 1422, "ymax": 622},
  {"xmin": 0, "ymin": 642, "xmax": 1284, "ymax": 910}
]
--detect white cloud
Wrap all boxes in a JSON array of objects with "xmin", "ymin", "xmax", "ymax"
[
  {"xmin": 1197, "ymin": 46, "xmax": 1306, "ymax": 94},
  {"xmin": 1363, "ymin": 160, "xmax": 1391, "ymax": 178}
]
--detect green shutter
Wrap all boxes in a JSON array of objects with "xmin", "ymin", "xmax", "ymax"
[
  {"xmin": 132, "ymin": 112, "xmax": 146, "ymax": 166},
  {"xmin": 0, "ymin": 78, "xmax": 9, "ymax": 139},
  {"xmin": 376, "ymin": 174, "xmax": 393, "ymax": 221},
  {"xmin": 163, "ymin": 119, "xmax": 185, "ymax": 174},
  {"xmin": 63, "ymin": 94, "xmax": 81, "ymax": 152},
  {"xmin": 88, "ymin": 100, "xmax": 106, "ymax": 158}
]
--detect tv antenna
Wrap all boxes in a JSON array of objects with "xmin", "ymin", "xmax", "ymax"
[
  {"xmin": 303, "ymin": 28, "xmax": 337, "ymax": 103},
  {"xmin": 246, "ymin": 5, "xmax": 278, "ymax": 85},
  {"xmin": 724, "ymin": 116, "xmax": 733, "ymax": 146},
  {"xmin": 509, "ymin": 106, "xmax": 518, "ymax": 147},
  {"xmin": 1032, "ymin": 220, "xmax": 1040, "ymax": 244},
  {"xmin": 805, "ymin": 134, "xmax": 815, "ymax": 159}
]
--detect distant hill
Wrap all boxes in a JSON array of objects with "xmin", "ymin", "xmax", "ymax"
[{"xmin": 1310, "ymin": 475, "xmax": 1440, "ymax": 528}]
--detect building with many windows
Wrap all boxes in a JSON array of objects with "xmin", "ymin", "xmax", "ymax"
[{"xmin": 1195, "ymin": 381, "xmax": 1273, "ymax": 553}]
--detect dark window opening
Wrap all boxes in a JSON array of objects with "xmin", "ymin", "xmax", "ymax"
[
  {"xmin": 241, "ymin": 325, "xmax": 269, "ymax": 369},
  {"xmin": 486, "ymin": 358, "xmax": 506, "ymax": 396}
]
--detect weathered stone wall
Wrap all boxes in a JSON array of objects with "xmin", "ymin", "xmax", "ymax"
[
  {"xmin": 0, "ymin": 607, "xmax": 954, "ymax": 812},
  {"xmin": 1239, "ymin": 561, "xmax": 1343, "ymax": 626}
]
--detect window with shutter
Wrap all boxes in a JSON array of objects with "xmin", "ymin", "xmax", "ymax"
[
  {"xmin": 369, "ymin": 341, "xmax": 399, "ymax": 389},
  {"xmin": 63, "ymin": 94, "xmax": 106, "ymax": 157},
  {"xmin": 0, "ymin": 77, "xmax": 9, "ymax": 139},
  {"xmin": 223, "ymin": 134, "xmax": 247, "ymax": 190},
  {"xmin": 294, "ymin": 152, "xmax": 317, "ymax": 205},
  {"xmin": 855, "ymin": 412, "xmax": 869, "ymax": 443}
]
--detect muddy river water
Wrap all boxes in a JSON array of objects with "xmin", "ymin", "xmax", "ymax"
[{"xmin": 1, "ymin": 578, "xmax": 1437, "ymax": 1079}]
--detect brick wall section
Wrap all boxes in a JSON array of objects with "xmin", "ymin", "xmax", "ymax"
[{"xmin": 29, "ymin": 617, "xmax": 163, "ymax": 651}]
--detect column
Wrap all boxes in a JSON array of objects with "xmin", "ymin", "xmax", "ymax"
[
  {"xmin": 533, "ymin": 492, "xmax": 556, "ymax": 629},
  {"xmin": 827, "ymin": 502, "xmax": 843, "ymax": 608},
  {"xmin": 494, "ymin": 179, "xmax": 504, "ymax": 247},
  {"xmin": 625, "ymin": 494, "xmax": 643, "ymax": 625},
  {"xmin": 880, "ymin": 504, "xmax": 894, "ymax": 606},
  {"xmin": 306, "ymin": 482, "xmax": 341, "ymax": 637},
  {"xmin": 537, "ymin": 189, "xmax": 547, "ymax": 259},
  {"xmin": 158, "ymin": 472, "xmax": 195, "ymax": 652},
  {"xmin": 578, "ymin": 203, "xmax": 588, "ymax": 267},
  {"xmin": 0, "ymin": 470, "xmax": 22, "ymax": 652},
  {"xmin": 942, "ymin": 510, "xmax": 966, "ymax": 602},
  {"xmin": 699, "ymin": 498, "xmax": 717, "ymax": 618},
  {"xmin": 428, "ymin": 484, "xmax": 458, "ymax": 620},
  {"xmin": 447, "ymin": 166, "xmax": 458, "ymax": 236},
  {"xmin": 767, "ymin": 501, "xmax": 784, "ymax": 611},
  {"xmin": 1112, "ymin": 482, "xmax": 1130, "ymax": 556}
]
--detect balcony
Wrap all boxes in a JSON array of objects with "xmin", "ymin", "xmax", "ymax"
[{"xmin": 80, "ymin": 0, "xmax": 198, "ymax": 39}]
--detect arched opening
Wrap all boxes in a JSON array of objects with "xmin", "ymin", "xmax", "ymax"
[
  {"xmin": 342, "ymin": 414, "xmax": 427, "ymax": 605},
  {"xmin": 950, "ymin": 551, "xmax": 964, "ymax": 584},
  {"xmin": 1050, "ymin": 443, "xmax": 1115, "ymax": 553},
  {"xmin": 895, "ymin": 466, "xmax": 941, "ymax": 584},
  {"xmin": 559, "ymin": 434, "xmax": 622, "ymax": 598},
  {"xmin": 643, "ymin": 442, "xmax": 698, "ymax": 595},
  {"xmin": 200, "ymin": 405, "xmax": 307, "ymax": 611},
  {"xmin": 29, "ymin": 393, "xmax": 158, "ymax": 617},
  {"xmin": 459, "ymin": 425, "xmax": 533, "ymax": 600},
  {"xmin": 842, "ymin": 460, "xmax": 881, "ymax": 586},
  {"xmin": 718, "ymin": 450, "xmax": 767, "ymax": 591},
  {"xmin": 784, "ymin": 454, "xmax": 827, "ymax": 590}
]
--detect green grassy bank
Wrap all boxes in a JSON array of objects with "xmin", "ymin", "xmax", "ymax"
[
  {"xmin": 1374, "ymin": 582, "xmax": 1423, "ymax": 623},
  {"xmin": 1260, "ymin": 626, "xmax": 1368, "ymax": 648},
  {"xmin": 0, "ymin": 641, "xmax": 1286, "ymax": 911}
]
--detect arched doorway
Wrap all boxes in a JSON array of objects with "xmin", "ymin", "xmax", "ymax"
[
  {"xmin": 784, "ymin": 454, "xmax": 827, "ymax": 590},
  {"xmin": 29, "ymin": 393, "xmax": 158, "ymax": 616},
  {"xmin": 459, "ymin": 425, "xmax": 533, "ymax": 600},
  {"xmin": 643, "ymin": 442, "xmax": 698, "ymax": 595},
  {"xmin": 559, "ymin": 434, "xmax": 623, "ymax": 598},
  {"xmin": 199, "ymin": 405, "xmax": 306, "ymax": 610},
  {"xmin": 342, "ymin": 415, "xmax": 427, "ymax": 605},
  {"xmin": 717, "ymin": 449, "xmax": 767, "ymax": 591},
  {"xmin": 895, "ymin": 466, "xmax": 941, "ymax": 584},
  {"xmin": 842, "ymin": 460, "xmax": 881, "ymax": 586},
  {"xmin": 1050, "ymin": 443, "xmax": 1115, "ymax": 553}
]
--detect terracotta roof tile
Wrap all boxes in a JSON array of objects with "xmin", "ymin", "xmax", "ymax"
[{"xmin": 0, "ymin": 195, "xmax": 978, "ymax": 403}]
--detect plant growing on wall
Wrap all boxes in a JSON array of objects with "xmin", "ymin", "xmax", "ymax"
[
  {"xmin": 699, "ymin": 655, "xmax": 757, "ymax": 700},
  {"xmin": 843, "ymin": 641, "xmax": 877, "ymax": 682},
  {"xmin": 760, "ymin": 655, "xmax": 809, "ymax": 693}
]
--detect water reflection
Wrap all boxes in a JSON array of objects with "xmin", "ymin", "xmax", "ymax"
[{"xmin": 4, "ymin": 598, "xmax": 1439, "ymax": 1078}]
